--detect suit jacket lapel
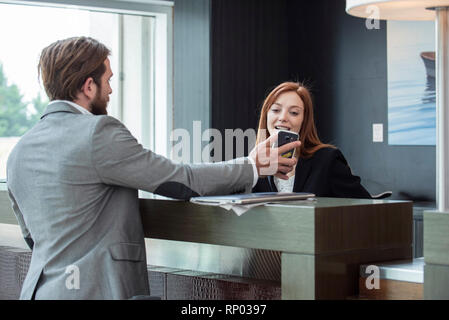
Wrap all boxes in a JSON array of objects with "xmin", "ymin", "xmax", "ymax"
[
  {"xmin": 293, "ymin": 156, "xmax": 313, "ymax": 192},
  {"xmin": 267, "ymin": 176, "xmax": 277, "ymax": 192}
]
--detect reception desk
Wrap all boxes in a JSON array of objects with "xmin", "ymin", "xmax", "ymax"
[
  {"xmin": 139, "ymin": 197, "xmax": 412, "ymax": 299},
  {"xmin": 0, "ymin": 190, "xmax": 412, "ymax": 300}
]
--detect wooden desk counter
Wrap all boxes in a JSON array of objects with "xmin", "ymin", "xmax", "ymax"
[{"xmin": 140, "ymin": 197, "xmax": 412, "ymax": 299}]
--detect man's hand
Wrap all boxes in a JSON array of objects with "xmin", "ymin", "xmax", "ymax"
[{"xmin": 249, "ymin": 133, "xmax": 301, "ymax": 180}]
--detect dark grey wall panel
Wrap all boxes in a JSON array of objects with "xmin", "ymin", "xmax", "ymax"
[{"xmin": 211, "ymin": 0, "xmax": 289, "ymax": 159}]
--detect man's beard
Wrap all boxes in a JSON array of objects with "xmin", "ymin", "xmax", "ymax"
[{"xmin": 90, "ymin": 89, "xmax": 108, "ymax": 115}]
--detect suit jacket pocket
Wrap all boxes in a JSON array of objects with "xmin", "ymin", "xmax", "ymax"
[{"xmin": 109, "ymin": 243, "xmax": 144, "ymax": 262}]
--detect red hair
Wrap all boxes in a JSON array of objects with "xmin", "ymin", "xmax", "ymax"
[{"xmin": 256, "ymin": 82, "xmax": 334, "ymax": 159}]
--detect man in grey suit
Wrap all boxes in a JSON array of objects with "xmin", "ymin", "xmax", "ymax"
[{"xmin": 6, "ymin": 37, "xmax": 299, "ymax": 299}]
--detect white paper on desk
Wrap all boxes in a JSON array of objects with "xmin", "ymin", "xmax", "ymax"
[
  {"xmin": 190, "ymin": 192, "xmax": 315, "ymax": 216},
  {"xmin": 191, "ymin": 201, "xmax": 265, "ymax": 216},
  {"xmin": 218, "ymin": 202, "xmax": 266, "ymax": 216}
]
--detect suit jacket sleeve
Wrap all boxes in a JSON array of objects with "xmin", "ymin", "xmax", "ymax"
[
  {"xmin": 330, "ymin": 149, "xmax": 372, "ymax": 199},
  {"xmin": 7, "ymin": 188, "xmax": 33, "ymax": 250},
  {"xmin": 91, "ymin": 116, "xmax": 254, "ymax": 199}
]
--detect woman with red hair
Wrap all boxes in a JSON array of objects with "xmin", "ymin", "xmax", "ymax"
[{"xmin": 253, "ymin": 81, "xmax": 371, "ymax": 198}]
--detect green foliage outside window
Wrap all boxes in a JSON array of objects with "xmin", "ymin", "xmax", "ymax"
[{"xmin": 0, "ymin": 63, "xmax": 47, "ymax": 137}]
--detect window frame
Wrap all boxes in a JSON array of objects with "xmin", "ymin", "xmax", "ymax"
[{"xmin": 0, "ymin": 0, "xmax": 174, "ymax": 185}]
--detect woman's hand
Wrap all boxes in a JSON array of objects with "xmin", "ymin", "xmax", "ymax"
[{"xmin": 249, "ymin": 133, "xmax": 300, "ymax": 180}]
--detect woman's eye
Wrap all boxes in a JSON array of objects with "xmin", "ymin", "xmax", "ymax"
[
  {"xmin": 271, "ymin": 109, "xmax": 280, "ymax": 113},
  {"xmin": 290, "ymin": 112, "xmax": 299, "ymax": 116}
]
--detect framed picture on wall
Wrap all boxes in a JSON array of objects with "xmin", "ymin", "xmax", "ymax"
[{"xmin": 387, "ymin": 21, "xmax": 435, "ymax": 145}]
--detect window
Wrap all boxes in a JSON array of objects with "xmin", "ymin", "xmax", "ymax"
[{"xmin": 0, "ymin": 1, "xmax": 172, "ymax": 184}]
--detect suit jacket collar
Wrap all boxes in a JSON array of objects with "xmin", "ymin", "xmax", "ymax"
[
  {"xmin": 267, "ymin": 176, "xmax": 277, "ymax": 192},
  {"xmin": 41, "ymin": 101, "xmax": 83, "ymax": 119}
]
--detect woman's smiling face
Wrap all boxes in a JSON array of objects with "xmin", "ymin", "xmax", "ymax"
[{"xmin": 267, "ymin": 90, "xmax": 304, "ymax": 136}]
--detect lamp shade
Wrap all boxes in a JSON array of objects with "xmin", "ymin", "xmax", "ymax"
[{"xmin": 346, "ymin": 0, "xmax": 449, "ymax": 20}]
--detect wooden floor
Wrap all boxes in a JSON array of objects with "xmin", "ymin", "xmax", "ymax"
[
  {"xmin": 358, "ymin": 278, "xmax": 423, "ymax": 300},
  {"xmin": 358, "ymin": 258, "xmax": 424, "ymax": 300}
]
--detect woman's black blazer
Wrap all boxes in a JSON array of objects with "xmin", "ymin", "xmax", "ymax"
[{"xmin": 252, "ymin": 147, "xmax": 372, "ymax": 199}]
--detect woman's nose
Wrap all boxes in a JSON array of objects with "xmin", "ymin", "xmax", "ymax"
[{"xmin": 278, "ymin": 110, "xmax": 288, "ymax": 121}]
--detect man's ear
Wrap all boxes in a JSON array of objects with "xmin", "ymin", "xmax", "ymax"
[{"xmin": 80, "ymin": 77, "xmax": 97, "ymax": 100}]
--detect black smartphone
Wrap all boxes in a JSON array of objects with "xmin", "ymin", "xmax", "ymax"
[{"xmin": 275, "ymin": 130, "xmax": 299, "ymax": 158}]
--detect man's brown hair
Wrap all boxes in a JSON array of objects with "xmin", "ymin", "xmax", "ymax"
[{"xmin": 38, "ymin": 36, "xmax": 110, "ymax": 101}]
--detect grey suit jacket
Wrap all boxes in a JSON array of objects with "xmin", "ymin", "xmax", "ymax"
[{"xmin": 6, "ymin": 102, "xmax": 254, "ymax": 299}]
